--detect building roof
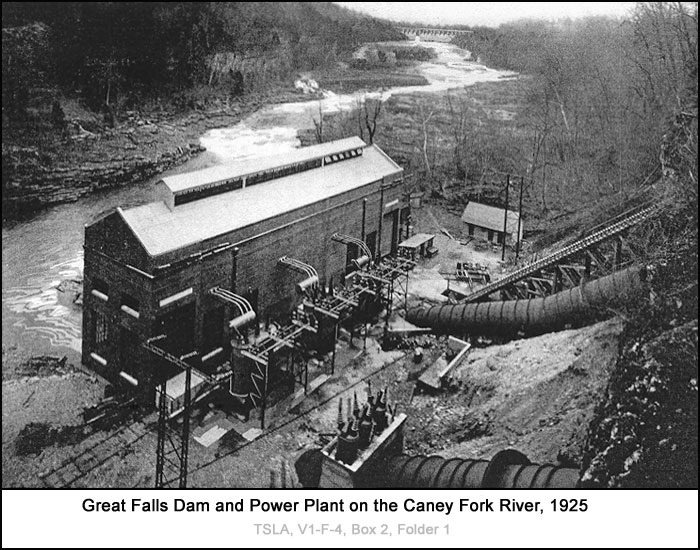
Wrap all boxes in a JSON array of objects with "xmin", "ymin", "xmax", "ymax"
[
  {"xmin": 161, "ymin": 136, "xmax": 366, "ymax": 194},
  {"xmin": 461, "ymin": 201, "xmax": 521, "ymax": 234},
  {"xmin": 119, "ymin": 143, "xmax": 402, "ymax": 257},
  {"xmin": 165, "ymin": 369, "xmax": 206, "ymax": 400}
]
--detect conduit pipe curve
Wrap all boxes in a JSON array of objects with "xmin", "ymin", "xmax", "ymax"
[{"xmin": 406, "ymin": 266, "xmax": 646, "ymax": 338}]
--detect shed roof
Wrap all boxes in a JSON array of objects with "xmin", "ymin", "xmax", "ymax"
[
  {"xmin": 165, "ymin": 370, "xmax": 206, "ymax": 400},
  {"xmin": 119, "ymin": 144, "xmax": 402, "ymax": 257},
  {"xmin": 461, "ymin": 201, "xmax": 521, "ymax": 234},
  {"xmin": 161, "ymin": 136, "xmax": 366, "ymax": 194}
]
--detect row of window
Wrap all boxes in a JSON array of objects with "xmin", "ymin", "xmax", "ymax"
[
  {"xmin": 171, "ymin": 147, "xmax": 363, "ymax": 207},
  {"xmin": 94, "ymin": 311, "xmax": 109, "ymax": 344},
  {"xmin": 91, "ymin": 278, "xmax": 140, "ymax": 315},
  {"xmin": 174, "ymin": 177, "xmax": 243, "ymax": 206},
  {"xmin": 253, "ymin": 157, "xmax": 323, "ymax": 182},
  {"xmin": 246, "ymin": 157, "xmax": 322, "ymax": 186},
  {"xmin": 324, "ymin": 147, "xmax": 363, "ymax": 166},
  {"xmin": 90, "ymin": 305, "xmax": 227, "ymax": 359}
]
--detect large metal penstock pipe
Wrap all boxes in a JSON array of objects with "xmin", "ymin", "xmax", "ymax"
[
  {"xmin": 406, "ymin": 265, "xmax": 646, "ymax": 338},
  {"xmin": 386, "ymin": 450, "xmax": 579, "ymax": 488}
]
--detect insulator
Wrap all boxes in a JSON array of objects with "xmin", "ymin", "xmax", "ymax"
[
  {"xmin": 337, "ymin": 398, "xmax": 344, "ymax": 431},
  {"xmin": 229, "ymin": 310, "xmax": 256, "ymax": 330},
  {"xmin": 358, "ymin": 410, "xmax": 373, "ymax": 449},
  {"xmin": 296, "ymin": 275, "xmax": 319, "ymax": 294},
  {"xmin": 352, "ymin": 255, "xmax": 371, "ymax": 270}
]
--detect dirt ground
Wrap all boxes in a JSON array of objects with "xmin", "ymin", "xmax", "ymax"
[
  {"xmin": 2, "ymin": 203, "xmax": 628, "ymax": 488},
  {"xmin": 406, "ymin": 202, "xmax": 508, "ymax": 307},
  {"xmin": 2, "ymin": 319, "xmax": 622, "ymax": 487},
  {"xmin": 404, "ymin": 318, "xmax": 624, "ymax": 467},
  {"xmin": 1, "ymin": 338, "xmax": 408, "ymax": 488},
  {"xmin": 1, "ymin": 351, "xmax": 107, "ymax": 487}
]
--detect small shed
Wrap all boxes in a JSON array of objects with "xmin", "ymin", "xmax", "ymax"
[
  {"xmin": 155, "ymin": 370, "xmax": 208, "ymax": 417},
  {"xmin": 461, "ymin": 201, "xmax": 522, "ymax": 245}
]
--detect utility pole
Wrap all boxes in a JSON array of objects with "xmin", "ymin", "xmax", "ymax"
[
  {"xmin": 515, "ymin": 176, "xmax": 524, "ymax": 261},
  {"xmin": 501, "ymin": 174, "xmax": 510, "ymax": 262},
  {"xmin": 180, "ymin": 365, "xmax": 191, "ymax": 487},
  {"xmin": 377, "ymin": 185, "xmax": 385, "ymax": 260},
  {"xmin": 144, "ymin": 338, "xmax": 199, "ymax": 489},
  {"xmin": 261, "ymin": 361, "xmax": 268, "ymax": 430},
  {"xmin": 361, "ymin": 198, "xmax": 367, "ymax": 243}
]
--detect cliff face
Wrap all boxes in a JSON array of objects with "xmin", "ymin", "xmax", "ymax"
[
  {"xmin": 1, "ymin": 21, "xmax": 203, "ymax": 219},
  {"xmin": 580, "ymin": 104, "xmax": 698, "ymax": 488},
  {"xmin": 1, "ymin": 3, "xmax": 402, "ymax": 221},
  {"xmin": 581, "ymin": 320, "xmax": 698, "ymax": 488},
  {"xmin": 2, "ymin": 143, "xmax": 203, "ymax": 219}
]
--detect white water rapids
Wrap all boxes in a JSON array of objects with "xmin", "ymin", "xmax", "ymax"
[{"xmin": 1, "ymin": 42, "xmax": 513, "ymax": 362}]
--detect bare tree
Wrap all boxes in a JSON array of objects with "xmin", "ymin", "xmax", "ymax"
[
  {"xmin": 527, "ymin": 86, "xmax": 552, "ymax": 211},
  {"xmin": 355, "ymin": 97, "xmax": 365, "ymax": 141},
  {"xmin": 363, "ymin": 98, "xmax": 382, "ymax": 144},
  {"xmin": 417, "ymin": 102, "xmax": 435, "ymax": 181},
  {"xmin": 312, "ymin": 101, "xmax": 324, "ymax": 143},
  {"xmin": 446, "ymin": 93, "xmax": 469, "ymax": 181}
]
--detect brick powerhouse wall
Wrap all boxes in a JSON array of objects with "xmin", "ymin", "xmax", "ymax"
[
  {"xmin": 83, "ymin": 176, "xmax": 406, "ymax": 393},
  {"xmin": 82, "ymin": 247, "xmax": 154, "ymax": 391},
  {"xmin": 234, "ymin": 180, "xmax": 405, "ymax": 323},
  {"xmin": 83, "ymin": 247, "xmax": 236, "ymax": 396}
]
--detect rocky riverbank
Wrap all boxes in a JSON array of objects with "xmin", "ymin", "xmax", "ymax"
[
  {"xmin": 3, "ymin": 142, "xmax": 204, "ymax": 218},
  {"xmin": 2, "ymin": 86, "xmax": 322, "ymax": 222},
  {"xmin": 2, "ymin": 50, "xmax": 447, "ymax": 223}
]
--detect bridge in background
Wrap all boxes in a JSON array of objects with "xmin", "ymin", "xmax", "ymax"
[{"xmin": 397, "ymin": 27, "xmax": 473, "ymax": 43}]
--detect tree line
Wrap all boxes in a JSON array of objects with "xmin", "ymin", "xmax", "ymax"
[
  {"xmin": 2, "ymin": 2, "xmax": 402, "ymax": 117},
  {"xmin": 309, "ymin": 4, "xmax": 696, "ymax": 224},
  {"xmin": 451, "ymin": 2, "xmax": 697, "ymax": 213}
]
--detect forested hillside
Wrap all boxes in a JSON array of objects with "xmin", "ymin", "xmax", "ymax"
[
  {"xmin": 451, "ymin": 3, "xmax": 697, "ymax": 487},
  {"xmin": 2, "ymin": 2, "xmax": 401, "ymax": 119},
  {"xmin": 451, "ymin": 4, "xmax": 697, "ymax": 214},
  {"xmin": 313, "ymin": 4, "xmax": 698, "ymax": 487},
  {"xmin": 1, "ymin": 2, "xmax": 402, "ymax": 219}
]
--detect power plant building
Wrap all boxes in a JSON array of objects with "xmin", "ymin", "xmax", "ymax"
[{"xmin": 82, "ymin": 137, "xmax": 408, "ymax": 399}]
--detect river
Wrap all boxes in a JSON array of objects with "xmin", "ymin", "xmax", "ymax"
[{"xmin": 1, "ymin": 42, "xmax": 512, "ymax": 364}]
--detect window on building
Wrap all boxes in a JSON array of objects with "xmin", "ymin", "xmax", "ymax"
[
  {"xmin": 119, "ymin": 327, "xmax": 141, "ymax": 382},
  {"xmin": 468, "ymin": 224, "xmax": 474, "ymax": 236},
  {"xmin": 399, "ymin": 208, "xmax": 411, "ymax": 241},
  {"xmin": 497, "ymin": 233, "xmax": 504, "ymax": 245},
  {"xmin": 203, "ymin": 307, "xmax": 224, "ymax": 353},
  {"xmin": 93, "ymin": 278, "xmax": 109, "ymax": 295},
  {"xmin": 173, "ymin": 176, "xmax": 246, "ymax": 206},
  {"xmin": 247, "ymin": 169, "xmax": 276, "ymax": 186},
  {"xmin": 346, "ymin": 243, "xmax": 359, "ymax": 274},
  {"xmin": 365, "ymin": 231, "xmax": 377, "ymax": 259},
  {"xmin": 155, "ymin": 302, "xmax": 196, "ymax": 356},
  {"xmin": 241, "ymin": 288, "xmax": 259, "ymax": 315},
  {"xmin": 322, "ymin": 151, "xmax": 357, "ymax": 168},
  {"xmin": 390, "ymin": 209, "xmax": 400, "ymax": 255},
  {"xmin": 487, "ymin": 230, "xmax": 494, "ymax": 242},
  {"xmin": 94, "ymin": 311, "xmax": 109, "ymax": 345},
  {"xmin": 121, "ymin": 293, "xmax": 140, "ymax": 318}
]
